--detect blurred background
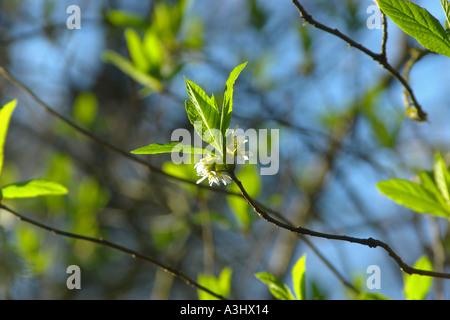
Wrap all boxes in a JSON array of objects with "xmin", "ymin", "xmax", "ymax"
[{"xmin": 0, "ymin": 0, "xmax": 450, "ymax": 299}]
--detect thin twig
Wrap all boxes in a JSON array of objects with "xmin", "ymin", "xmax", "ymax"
[
  {"xmin": 291, "ymin": 0, "xmax": 427, "ymax": 121},
  {"xmin": 401, "ymin": 49, "xmax": 431, "ymax": 113},
  {"xmin": 0, "ymin": 66, "xmax": 237, "ymax": 197},
  {"xmin": 0, "ymin": 204, "xmax": 226, "ymax": 300},
  {"xmin": 380, "ymin": 12, "xmax": 388, "ymax": 60},
  {"xmin": 228, "ymin": 170, "xmax": 450, "ymax": 280}
]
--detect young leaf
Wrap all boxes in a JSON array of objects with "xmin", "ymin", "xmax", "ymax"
[
  {"xmin": 433, "ymin": 153, "xmax": 450, "ymax": 206},
  {"xmin": 198, "ymin": 267, "xmax": 232, "ymax": 300},
  {"xmin": 1, "ymin": 179, "xmax": 68, "ymax": 199},
  {"xmin": 125, "ymin": 28, "xmax": 150, "ymax": 72},
  {"xmin": 143, "ymin": 29, "xmax": 163, "ymax": 74},
  {"xmin": 220, "ymin": 62, "xmax": 247, "ymax": 138},
  {"xmin": 184, "ymin": 79, "xmax": 221, "ymax": 152},
  {"xmin": 418, "ymin": 171, "xmax": 450, "ymax": 210},
  {"xmin": 106, "ymin": 10, "xmax": 148, "ymax": 29},
  {"xmin": 102, "ymin": 50, "xmax": 162, "ymax": 93},
  {"xmin": 442, "ymin": 0, "xmax": 450, "ymax": 28},
  {"xmin": 131, "ymin": 142, "xmax": 207, "ymax": 155},
  {"xmin": 0, "ymin": 99, "xmax": 17, "ymax": 177},
  {"xmin": 404, "ymin": 256, "xmax": 433, "ymax": 300},
  {"xmin": 292, "ymin": 255, "xmax": 306, "ymax": 300},
  {"xmin": 376, "ymin": 0, "xmax": 450, "ymax": 57},
  {"xmin": 377, "ymin": 179, "xmax": 450, "ymax": 217},
  {"xmin": 255, "ymin": 272, "xmax": 295, "ymax": 300},
  {"xmin": 73, "ymin": 92, "xmax": 98, "ymax": 127}
]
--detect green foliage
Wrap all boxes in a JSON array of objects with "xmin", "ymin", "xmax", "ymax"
[
  {"xmin": 1, "ymin": 180, "xmax": 68, "ymax": 199},
  {"xmin": 227, "ymin": 164, "xmax": 261, "ymax": 228},
  {"xmin": 131, "ymin": 63, "xmax": 247, "ymax": 186},
  {"xmin": 0, "ymin": 100, "xmax": 68, "ymax": 201},
  {"xmin": 106, "ymin": 10, "xmax": 148, "ymax": 30},
  {"xmin": 220, "ymin": 62, "xmax": 248, "ymax": 139},
  {"xmin": 103, "ymin": 0, "xmax": 201, "ymax": 97},
  {"xmin": 255, "ymin": 272, "xmax": 296, "ymax": 300},
  {"xmin": 125, "ymin": 28, "xmax": 151, "ymax": 72},
  {"xmin": 357, "ymin": 292, "xmax": 390, "ymax": 300},
  {"xmin": 377, "ymin": 153, "xmax": 450, "ymax": 217},
  {"xmin": 72, "ymin": 177, "xmax": 108, "ymax": 237},
  {"xmin": 404, "ymin": 256, "xmax": 433, "ymax": 300},
  {"xmin": 441, "ymin": 0, "xmax": 450, "ymax": 34},
  {"xmin": 72, "ymin": 91, "xmax": 98, "ymax": 127},
  {"xmin": 184, "ymin": 79, "xmax": 222, "ymax": 152},
  {"xmin": 255, "ymin": 255, "xmax": 307, "ymax": 300},
  {"xmin": 198, "ymin": 267, "xmax": 232, "ymax": 300},
  {"xmin": 0, "ymin": 99, "xmax": 16, "ymax": 177},
  {"xmin": 161, "ymin": 161, "xmax": 199, "ymax": 193},
  {"xmin": 102, "ymin": 50, "xmax": 163, "ymax": 95},
  {"xmin": 377, "ymin": 0, "xmax": 450, "ymax": 57},
  {"xmin": 131, "ymin": 142, "xmax": 207, "ymax": 155},
  {"xmin": 292, "ymin": 255, "xmax": 306, "ymax": 300}
]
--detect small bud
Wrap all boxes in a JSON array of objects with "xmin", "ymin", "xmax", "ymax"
[{"xmin": 405, "ymin": 107, "xmax": 424, "ymax": 122}]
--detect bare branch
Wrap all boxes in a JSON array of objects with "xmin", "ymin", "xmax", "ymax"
[
  {"xmin": 228, "ymin": 170, "xmax": 450, "ymax": 280},
  {"xmin": 291, "ymin": 0, "xmax": 427, "ymax": 121},
  {"xmin": 0, "ymin": 204, "xmax": 226, "ymax": 300}
]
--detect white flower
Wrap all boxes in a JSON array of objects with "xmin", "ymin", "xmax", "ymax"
[
  {"xmin": 194, "ymin": 154, "xmax": 232, "ymax": 186},
  {"xmin": 226, "ymin": 127, "xmax": 252, "ymax": 163}
]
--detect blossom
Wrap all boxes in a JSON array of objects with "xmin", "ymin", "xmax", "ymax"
[
  {"xmin": 225, "ymin": 127, "xmax": 252, "ymax": 163},
  {"xmin": 194, "ymin": 154, "xmax": 232, "ymax": 186}
]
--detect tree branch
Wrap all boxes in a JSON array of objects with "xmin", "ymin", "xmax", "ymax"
[
  {"xmin": 228, "ymin": 170, "xmax": 450, "ymax": 280},
  {"xmin": 380, "ymin": 12, "xmax": 388, "ymax": 60},
  {"xmin": 0, "ymin": 66, "xmax": 238, "ymax": 197},
  {"xmin": 291, "ymin": 0, "xmax": 427, "ymax": 121},
  {"xmin": 0, "ymin": 204, "xmax": 226, "ymax": 300}
]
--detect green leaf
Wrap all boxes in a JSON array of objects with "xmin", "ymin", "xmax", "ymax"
[
  {"xmin": 418, "ymin": 170, "xmax": 450, "ymax": 210},
  {"xmin": 106, "ymin": 10, "xmax": 148, "ymax": 29},
  {"xmin": 292, "ymin": 255, "xmax": 306, "ymax": 300},
  {"xmin": 184, "ymin": 79, "xmax": 221, "ymax": 152},
  {"xmin": 198, "ymin": 267, "xmax": 232, "ymax": 300},
  {"xmin": 143, "ymin": 29, "xmax": 163, "ymax": 74},
  {"xmin": 404, "ymin": 256, "xmax": 433, "ymax": 300},
  {"xmin": 377, "ymin": 178, "xmax": 450, "ymax": 217},
  {"xmin": 255, "ymin": 272, "xmax": 295, "ymax": 300},
  {"xmin": 73, "ymin": 92, "xmax": 98, "ymax": 127},
  {"xmin": 220, "ymin": 62, "xmax": 247, "ymax": 138},
  {"xmin": 433, "ymin": 153, "xmax": 450, "ymax": 206},
  {"xmin": 0, "ymin": 179, "xmax": 68, "ymax": 199},
  {"xmin": 125, "ymin": 28, "xmax": 150, "ymax": 72},
  {"xmin": 0, "ymin": 100, "xmax": 17, "ymax": 177},
  {"xmin": 376, "ymin": 0, "xmax": 450, "ymax": 57},
  {"xmin": 357, "ymin": 292, "xmax": 390, "ymax": 300},
  {"xmin": 102, "ymin": 50, "xmax": 162, "ymax": 93},
  {"xmin": 419, "ymin": 171, "xmax": 440, "ymax": 195},
  {"xmin": 446, "ymin": 20, "xmax": 450, "ymax": 39},
  {"xmin": 130, "ymin": 142, "xmax": 208, "ymax": 155},
  {"xmin": 441, "ymin": 0, "xmax": 450, "ymax": 29}
]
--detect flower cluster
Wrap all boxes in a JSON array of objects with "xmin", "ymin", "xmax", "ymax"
[
  {"xmin": 195, "ymin": 129, "xmax": 252, "ymax": 186},
  {"xmin": 194, "ymin": 154, "xmax": 231, "ymax": 186}
]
